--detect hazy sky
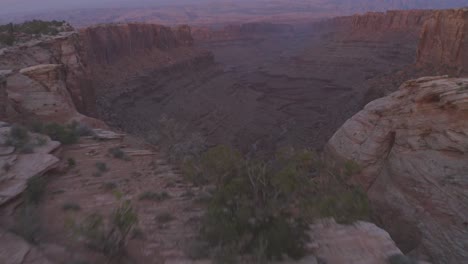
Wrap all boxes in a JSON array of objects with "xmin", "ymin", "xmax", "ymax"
[{"xmin": 0, "ymin": 0, "xmax": 216, "ymax": 14}]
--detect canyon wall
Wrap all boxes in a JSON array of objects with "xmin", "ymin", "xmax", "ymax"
[
  {"xmin": 416, "ymin": 8, "xmax": 468, "ymax": 75},
  {"xmin": 79, "ymin": 23, "xmax": 214, "ymax": 100},
  {"xmin": 193, "ymin": 22, "xmax": 294, "ymax": 42},
  {"xmin": 326, "ymin": 76, "xmax": 468, "ymax": 263},
  {"xmin": 0, "ymin": 31, "xmax": 101, "ymax": 125},
  {"xmin": 80, "ymin": 23, "xmax": 194, "ymax": 65},
  {"xmin": 315, "ymin": 10, "xmax": 434, "ymax": 41}
]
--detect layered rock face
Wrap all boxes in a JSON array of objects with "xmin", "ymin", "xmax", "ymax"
[
  {"xmin": 80, "ymin": 23, "xmax": 194, "ymax": 65},
  {"xmin": 316, "ymin": 10, "xmax": 434, "ymax": 41},
  {"xmin": 326, "ymin": 76, "xmax": 468, "ymax": 263},
  {"xmin": 193, "ymin": 22, "xmax": 294, "ymax": 41},
  {"xmin": 416, "ymin": 8, "xmax": 468, "ymax": 75}
]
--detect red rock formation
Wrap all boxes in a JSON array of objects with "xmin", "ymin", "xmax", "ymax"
[
  {"xmin": 416, "ymin": 8, "xmax": 468, "ymax": 75},
  {"xmin": 315, "ymin": 10, "xmax": 434, "ymax": 41},
  {"xmin": 326, "ymin": 76, "xmax": 468, "ymax": 263},
  {"xmin": 80, "ymin": 23, "xmax": 194, "ymax": 65},
  {"xmin": 193, "ymin": 22, "xmax": 294, "ymax": 42}
]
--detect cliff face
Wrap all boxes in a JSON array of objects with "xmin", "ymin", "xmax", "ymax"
[
  {"xmin": 193, "ymin": 22, "xmax": 294, "ymax": 41},
  {"xmin": 416, "ymin": 8, "xmax": 468, "ymax": 75},
  {"xmin": 0, "ymin": 32, "xmax": 102, "ymax": 125},
  {"xmin": 0, "ymin": 23, "xmax": 213, "ymax": 126},
  {"xmin": 316, "ymin": 10, "xmax": 434, "ymax": 41},
  {"xmin": 326, "ymin": 76, "xmax": 468, "ymax": 263},
  {"xmin": 80, "ymin": 23, "xmax": 194, "ymax": 65}
]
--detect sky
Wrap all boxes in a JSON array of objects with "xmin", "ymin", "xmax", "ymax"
[{"xmin": 0, "ymin": 0, "xmax": 216, "ymax": 14}]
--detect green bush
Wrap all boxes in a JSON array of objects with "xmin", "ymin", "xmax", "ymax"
[
  {"xmin": 24, "ymin": 176, "xmax": 47, "ymax": 204},
  {"xmin": 62, "ymin": 202, "xmax": 81, "ymax": 211},
  {"xmin": 11, "ymin": 206, "xmax": 41, "ymax": 244},
  {"xmin": 95, "ymin": 162, "xmax": 108, "ymax": 172},
  {"xmin": 139, "ymin": 191, "xmax": 170, "ymax": 201},
  {"xmin": 6, "ymin": 124, "xmax": 31, "ymax": 149},
  {"xmin": 196, "ymin": 146, "xmax": 311, "ymax": 261},
  {"xmin": 42, "ymin": 123, "xmax": 79, "ymax": 145},
  {"xmin": 108, "ymin": 147, "xmax": 129, "ymax": 160},
  {"xmin": 79, "ymin": 201, "xmax": 138, "ymax": 258},
  {"xmin": 387, "ymin": 254, "xmax": 417, "ymax": 264}
]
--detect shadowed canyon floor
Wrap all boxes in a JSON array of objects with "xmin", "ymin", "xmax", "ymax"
[{"xmin": 104, "ymin": 31, "xmax": 418, "ymax": 152}]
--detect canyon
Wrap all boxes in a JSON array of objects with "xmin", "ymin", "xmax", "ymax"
[{"xmin": 0, "ymin": 6, "xmax": 467, "ymax": 264}]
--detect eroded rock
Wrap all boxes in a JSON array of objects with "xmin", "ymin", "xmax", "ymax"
[{"xmin": 326, "ymin": 76, "xmax": 468, "ymax": 262}]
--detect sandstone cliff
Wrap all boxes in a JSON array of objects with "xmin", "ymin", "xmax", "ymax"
[
  {"xmin": 416, "ymin": 8, "xmax": 468, "ymax": 75},
  {"xmin": 326, "ymin": 76, "xmax": 468, "ymax": 263},
  {"xmin": 315, "ymin": 10, "xmax": 434, "ymax": 41},
  {"xmin": 0, "ymin": 32, "xmax": 101, "ymax": 125},
  {"xmin": 193, "ymin": 22, "xmax": 294, "ymax": 42},
  {"xmin": 80, "ymin": 23, "xmax": 194, "ymax": 65}
]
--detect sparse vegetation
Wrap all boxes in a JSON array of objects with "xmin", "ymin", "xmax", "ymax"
[
  {"xmin": 79, "ymin": 200, "xmax": 138, "ymax": 259},
  {"xmin": 6, "ymin": 124, "xmax": 32, "ymax": 152},
  {"xmin": 155, "ymin": 212, "xmax": 175, "ymax": 224},
  {"xmin": 0, "ymin": 20, "xmax": 68, "ymax": 46},
  {"xmin": 67, "ymin": 158, "xmax": 76, "ymax": 167},
  {"xmin": 139, "ymin": 191, "xmax": 171, "ymax": 201},
  {"xmin": 24, "ymin": 175, "xmax": 48, "ymax": 204},
  {"xmin": 181, "ymin": 145, "xmax": 370, "ymax": 261},
  {"xmin": 146, "ymin": 114, "xmax": 207, "ymax": 163},
  {"xmin": 2, "ymin": 162, "xmax": 11, "ymax": 172},
  {"xmin": 62, "ymin": 202, "xmax": 81, "ymax": 211},
  {"xmin": 11, "ymin": 206, "xmax": 42, "ymax": 244},
  {"xmin": 102, "ymin": 182, "xmax": 118, "ymax": 191},
  {"xmin": 387, "ymin": 254, "xmax": 417, "ymax": 264},
  {"xmin": 95, "ymin": 162, "xmax": 108, "ymax": 172},
  {"xmin": 108, "ymin": 147, "xmax": 129, "ymax": 160}
]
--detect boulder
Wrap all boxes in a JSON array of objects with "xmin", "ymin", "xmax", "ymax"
[
  {"xmin": 0, "ymin": 228, "xmax": 54, "ymax": 264},
  {"xmin": 326, "ymin": 76, "xmax": 468, "ymax": 262}
]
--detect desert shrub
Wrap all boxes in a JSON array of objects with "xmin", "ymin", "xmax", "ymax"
[
  {"xmin": 187, "ymin": 145, "xmax": 371, "ymax": 261},
  {"xmin": 196, "ymin": 146, "xmax": 312, "ymax": 261},
  {"xmin": 95, "ymin": 162, "xmax": 108, "ymax": 172},
  {"xmin": 315, "ymin": 187, "xmax": 370, "ymax": 224},
  {"xmin": 11, "ymin": 206, "xmax": 41, "ymax": 244},
  {"xmin": 41, "ymin": 123, "xmax": 79, "ymax": 145},
  {"xmin": 79, "ymin": 200, "xmax": 138, "ymax": 258},
  {"xmin": 387, "ymin": 254, "xmax": 417, "ymax": 264},
  {"xmin": 2, "ymin": 162, "xmax": 11, "ymax": 172},
  {"xmin": 67, "ymin": 158, "xmax": 76, "ymax": 167},
  {"xmin": 24, "ymin": 176, "xmax": 47, "ymax": 204},
  {"xmin": 138, "ymin": 191, "xmax": 170, "ymax": 201},
  {"xmin": 108, "ymin": 147, "xmax": 129, "ymax": 160},
  {"xmin": 155, "ymin": 212, "xmax": 175, "ymax": 224},
  {"xmin": 6, "ymin": 124, "xmax": 31, "ymax": 150},
  {"xmin": 147, "ymin": 115, "xmax": 207, "ymax": 163},
  {"xmin": 62, "ymin": 202, "xmax": 81, "ymax": 211}
]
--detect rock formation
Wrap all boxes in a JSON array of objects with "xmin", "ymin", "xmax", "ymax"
[
  {"xmin": 309, "ymin": 219, "xmax": 404, "ymax": 264},
  {"xmin": 315, "ymin": 10, "xmax": 434, "ymax": 41},
  {"xmin": 80, "ymin": 23, "xmax": 194, "ymax": 65},
  {"xmin": 326, "ymin": 76, "xmax": 468, "ymax": 263},
  {"xmin": 416, "ymin": 8, "xmax": 468, "ymax": 75},
  {"xmin": 193, "ymin": 22, "xmax": 294, "ymax": 42}
]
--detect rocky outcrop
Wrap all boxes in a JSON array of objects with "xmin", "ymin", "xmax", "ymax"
[
  {"xmin": 315, "ymin": 10, "xmax": 434, "ymax": 41},
  {"xmin": 0, "ymin": 228, "xmax": 54, "ymax": 264},
  {"xmin": 0, "ymin": 31, "xmax": 96, "ymax": 115},
  {"xmin": 309, "ymin": 219, "xmax": 404, "ymax": 264},
  {"xmin": 416, "ymin": 8, "xmax": 468, "ymax": 75},
  {"xmin": 80, "ymin": 23, "xmax": 194, "ymax": 65},
  {"xmin": 0, "ymin": 122, "xmax": 60, "ymax": 206},
  {"xmin": 326, "ymin": 76, "xmax": 468, "ymax": 263}
]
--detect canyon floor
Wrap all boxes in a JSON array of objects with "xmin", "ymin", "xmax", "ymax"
[{"xmin": 105, "ymin": 31, "xmax": 418, "ymax": 153}]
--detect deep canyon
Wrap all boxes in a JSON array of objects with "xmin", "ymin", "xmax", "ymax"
[{"xmin": 0, "ymin": 6, "xmax": 467, "ymax": 264}]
